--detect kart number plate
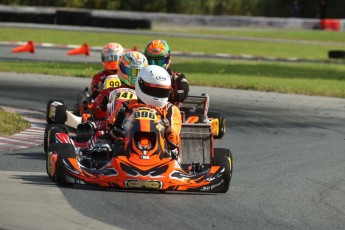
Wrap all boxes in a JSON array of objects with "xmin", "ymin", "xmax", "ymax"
[{"xmin": 125, "ymin": 180, "xmax": 162, "ymax": 189}]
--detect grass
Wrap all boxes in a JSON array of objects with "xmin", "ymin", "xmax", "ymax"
[
  {"xmin": 0, "ymin": 61, "xmax": 99, "ymax": 77},
  {"xmin": 153, "ymin": 26, "xmax": 345, "ymax": 43},
  {"xmin": 174, "ymin": 59, "xmax": 345, "ymax": 97},
  {"xmin": 1, "ymin": 59, "xmax": 345, "ymax": 98},
  {"xmin": 0, "ymin": 27, "xmax": 344, "ymax": 59},
  {"xmin": 0, "ymin": 108, "xmax": 31, "ymax": 135}
]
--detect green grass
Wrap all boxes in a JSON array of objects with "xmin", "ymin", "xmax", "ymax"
[
  {"xmin": 1, "ymin": 59, "xmax": 345, "ymax": 98},
  {"xmin": 0, "ymin": 108, "xmax": 31, "ymax": 135},
  {"xmin": 176, "ymin": 59, "xmax": 345, "ymax": 97},
  {"xmin": 0, "ymin": 61, "xmax": 100, "ymax": 77},
  {"xmin": 0, "ymin": 27, "xmax": 344, "ymax": 59},
  {"xmin": 153, "ymin": 26, "xmax": 345, "ymax": 43}
]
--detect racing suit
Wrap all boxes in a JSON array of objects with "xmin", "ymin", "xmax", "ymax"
[
  {"xmin": 167, "ymin": 68, "xmax": 189, "ymax": 105},
  {"xmin": 92, "ymin": 84, "xmax": 134, "ymax": 121},
  {"xmin": 91, "ymin": 70, "xmax": 118, "ymax": 99},
  {"xmin": 113, "ymin": 100, "xmax": 182, "ymax": 148}
]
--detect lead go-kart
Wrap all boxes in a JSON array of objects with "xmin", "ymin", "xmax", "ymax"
[{"xmin": 46, "ymin": 103, "xmax": 233, "ymax": 193}]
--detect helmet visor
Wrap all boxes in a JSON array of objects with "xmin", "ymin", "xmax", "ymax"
[
  {"xmin": 147, "ymin": 56, "xmax": 169, "ymax": 67},
  {"xmin": 138, "ymin": 77, "xmax": 171, "ymax": 99},
  {"xmin": 120, "ymin": 64, "xmax": 141, "ymax": 78},
  {"xmin": 102, "ymin": 54, "xmax": 121, "ymax": 62}
]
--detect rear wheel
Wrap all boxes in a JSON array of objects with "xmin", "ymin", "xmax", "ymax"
[
  {"xmin": 213, "ymin": 148, "xmax": 233, "ymax": 193},
  {"xmin": 54, "ymin": 143, "xmax": 76, "ymax": 186},
  {"xmin": 44, "ymin": 124, "xmax": 69, "ymax": 154},
  {"xmin": 208, "ymin": 112, "xmax": 226, "ymax": 139},
  {"xmin": 74, "ymin": 88, "xmax": 92, "ymax": 116}
]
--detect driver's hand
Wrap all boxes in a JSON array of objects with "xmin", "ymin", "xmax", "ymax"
[
  {"xmin": 162, "ymin": 118, "xmax": 172, "ymax": 136},
  {"xmin": 114, "ymin": 107, "xmax": 126, "ymax": 128}
]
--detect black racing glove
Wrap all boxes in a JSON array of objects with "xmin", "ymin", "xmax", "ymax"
[
  {"xmin": 100, "ymin": 95, "xmax": 109, "ymax": 112},
  {"xmin": 114, "ymin": 107, "xmax": 126, "ymax": 130},
  {"xmin": 109, "ymin": 108, "xmax": 126, "ymax": 138}
]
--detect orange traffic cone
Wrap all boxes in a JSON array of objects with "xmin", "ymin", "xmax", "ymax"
[
  {"xmin": 67, "ymin": 43, "xmax": 90, "ymax": 56},
  {"xmin": 12, "ymin": 41, "xmax": 35, "ymax": 53}
]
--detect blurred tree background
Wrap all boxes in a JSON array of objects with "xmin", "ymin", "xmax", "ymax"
[{"xmin": 1, "ymin": 0, "xmax": 344, "ymax": 18}]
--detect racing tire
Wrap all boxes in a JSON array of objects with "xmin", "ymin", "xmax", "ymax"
[
  {"xmin": 46, "ymin": 100, "xmax": 67, "ymax": 124},
  {"xmin": 213, "ymin": 148, "xmax": 233, "ymax": 193},
  {"xmin": 53, "ymin": 143, "xmax": 76, "ymax": 186},
  {"xmin": 46, "ymin": 143, "xmax": 75, "ymax": 182},
  {"xmin": 328, "ymin": 50, "xmax": 345, "ymax": 59},
  {"xmin": 208, "ymin": 112, "xmax": 226, "ymax": 139},
  {"xmin": 44, "ymin": 124, "xmax": 69, "ymax": 154},
  {"xmin": 74, "ymin": 88, "xmax": 92, "ymax": 116}
]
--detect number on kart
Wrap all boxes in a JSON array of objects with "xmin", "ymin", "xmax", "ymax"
[
  {"xmin": 105, "ymin": 79, "xmax": 121, "ymax": 88},
  {"xmin": 115, "ymin": 92, "xmax": 136, "ymax": 100},
  {"xmin": 133, "ymin": 110, "xmax": 156, "ymax": 120}
]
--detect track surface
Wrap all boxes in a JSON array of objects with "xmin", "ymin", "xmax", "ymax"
[{"xmin": 1, "ymin": 72, "xmax": 345, "ymax": 230}]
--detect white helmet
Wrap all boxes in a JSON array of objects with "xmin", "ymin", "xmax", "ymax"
[{"xmin": 135, "ymin": 65, "xmax": 171, "ymax": 108}]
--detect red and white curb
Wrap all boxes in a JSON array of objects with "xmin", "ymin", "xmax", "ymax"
[{"xmin": 0, "ymin": 106, "xmax": 46, "ymax": 152}]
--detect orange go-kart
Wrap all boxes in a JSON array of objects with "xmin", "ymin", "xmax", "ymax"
[{"xmin": 46, "ymin": 104, "xmax": 233, "ymax": 193}]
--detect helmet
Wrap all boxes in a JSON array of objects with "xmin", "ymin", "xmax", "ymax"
[
  {"xmin": 101, "ymin": 42, "xmax": 124, "ymax": 71},
  {"xmin": 135, "ymin": 65, "xmax": 171, "ymax": 108},
  {"xmin": 144, "ymin": 40, "xmax": 171, "ymax": 69},
  {"xmin": 118, "ymin": 51, "xmax": 148, "ymax": 87},
  {"xmin": 103, "ymin": 75, "xmax": 122, "ymax": 90}
]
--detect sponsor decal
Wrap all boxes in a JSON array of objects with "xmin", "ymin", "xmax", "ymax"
[
  {"xmin": 155, "ymin": 76, "xmax": 167, "ymax": 81},
  {"xmin": 155, "ymin": 123, "xmax": 164, "ymax": 131},
  {"xmin": 125, "ymin": 179, "xmax": 163, "ymax": 189}
]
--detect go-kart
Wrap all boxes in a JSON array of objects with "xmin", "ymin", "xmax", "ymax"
[{"xmin": 46, "ymin": 104, "xmax": 233, "ymax": 193}]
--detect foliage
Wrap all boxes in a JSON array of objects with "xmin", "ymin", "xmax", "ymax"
[{"xmin": 1, "ymin": 0, "xmax": 345, "ymax": 18}]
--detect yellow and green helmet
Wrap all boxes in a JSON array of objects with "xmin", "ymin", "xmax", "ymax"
[{"xmin": 118, "ymin": 51, "xmax": 148, "ymax": 87}]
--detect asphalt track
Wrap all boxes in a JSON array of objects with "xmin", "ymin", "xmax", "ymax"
[{"xmin": 1, "ymin": 71, "xmax": 345, "ymax": 230}]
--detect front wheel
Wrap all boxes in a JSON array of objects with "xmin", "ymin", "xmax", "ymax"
[
  {"xmin": 44, "ymin": 124, "xmax": 69, "ymax": 154},
  {"xmin": 54, "ymin": 143, "xmax": 76, "ymax": 186},
  {"xmin": 213, "ymin": 148, "xmax": 233, "ymax": 193}
]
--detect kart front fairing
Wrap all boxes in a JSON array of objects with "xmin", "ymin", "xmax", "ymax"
[{"xmin": 62, "ymin": 154, "xmax": 226, "ymax": 192}]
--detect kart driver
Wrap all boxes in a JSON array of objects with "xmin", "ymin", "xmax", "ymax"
[
  {"xmin": 144, "ymin": 39, "xmax": 189, "ymax": 105},
  {"xmin": 111, "ymin": 65, "xmax": 182, "ymax": 150},
  {"xmin": 91, "ymin": 42, "xmax": 124, "ymax": 100},
  {"xmin": 91, "ymin": 51, "xmax": 148, "ymax": 121}
]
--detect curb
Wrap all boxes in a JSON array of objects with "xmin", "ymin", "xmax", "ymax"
[{"xmin": 0, "ymin": 106, "xmax": 46, "ymax": 152}]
